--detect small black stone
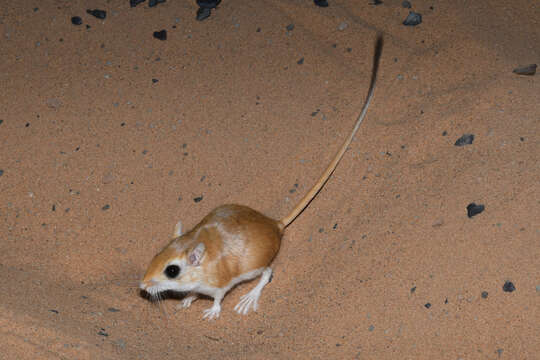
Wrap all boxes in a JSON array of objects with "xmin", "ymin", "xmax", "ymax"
[
  {"xmin": 98, "ymin": 329, "xmax": 109, "ymax": 337},
  {"xmin": 108, "ymin": 307, "xmax": 120, "ymax": 312},
  {"xmin": 0, "ymin": 170, "xmax": 3, "ymax": 177},
  {"xmin": 424, "ymin": 303, "xmax": 431, "ymax": 309},
  {"xmin": 52, "ymin": 204, "xmax": 56, "ymax": 211},
  {"xmin": 153, "ymin": 30, "xmax": 167, "ymax": 40},
  {"xmin": 152, "ymin": 78, "xmax": 159, "ymax": 83},
  {"xmin": 0, "ymin": 119, "xmax": 3, "ymax": 125},
  {"xmin": 286, "ymin": 24, "xmax": 294, "ymax": 31},
  {"xmin": 370, "ymin": 0, "xmax": 383, "ymax": 5},
  {"xmin": 481, "ymin": 291, "xmax": 488, "ymax": 299},
  {"xmin": 502, "ymin": 281, "xmax": 515, "ymax": 292},
  {"xmin": 442, "ymin": 130, "xmax": 447, "ymax": 136},
  {"xmin": 466, "ymin": 203, "xmax": 485, "ymax": 218},
  {"xmin": 49, "ymin": 309, "xmax": 59, "ymax": 314},
  {"xmin": 410, "ymin": 286, "xmax": 416, "ymax": 293},
  {"xmin": 130, "ymin": 0, "xmax": 146, "ymax": 7},
  {"xmin": 314, "ymin": 0, "xmax": 329, "ymax": 7},
  {"xmin": 454, "ymin": 133, "xmax": 474, "ymax": 146},
  {"xmin": 297, "ymin": 57, "xmax": 304, "ymax": 65},
  {"xmin": 194, "ymin": 196, "xmax": 203, "ymax": 203},
  {"xmin": 149, "ymin": 0, "xmax": 166, "ymax": 7},
  {"xmin": 71, "ymin": 16, "xmax": 83, "ymax": 25},
  {"xmin": 333, "ymin": 223, "xmax": 338, "ymax": 230},
  {"xmin": 197, "ymin": 0, "xmax": 221, "ymax": 8},
  {"xmin": 513, "ymin": 64, "xmax": 537, "ymax": 76},
  {"xmin": 86, "ymin": 9, "xmax": 107, "ymax": 19},
  {"xmin": 403, "ymin": 11, "xmax": 422, "ymax": 26},
  {"xmin": 102, "ymin": 204, "xmax": 110, "ymax": 211},
  {"xmin": 196, "ymin": 7, "xmax": 211, "ymax": 21},
  {"xmin": 401, "ymin": 0, "xmax": 411, "ymax": 8}
]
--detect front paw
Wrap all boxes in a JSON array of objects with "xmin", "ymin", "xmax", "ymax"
[
  {"xmin": 202, "ymin": 305, "xmax": 221, "ymax": 320},
  {"xmin": 177, "ymin": 294, "xmax": 197, "ymax": 309}
]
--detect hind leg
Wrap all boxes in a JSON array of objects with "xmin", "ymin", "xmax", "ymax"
[{"xmin": 234, "ymin": 267, "xmax": 272, "ymax": 315}]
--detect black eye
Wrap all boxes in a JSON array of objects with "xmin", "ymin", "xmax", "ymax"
[{"xmin": 164, "ymin": 265, "xmax": 180, "ymax": 279}]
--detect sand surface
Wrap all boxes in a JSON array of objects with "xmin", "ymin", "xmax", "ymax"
[{"xmin": 1, "ymin": 0, "xmax": 539, "ymax": 358}]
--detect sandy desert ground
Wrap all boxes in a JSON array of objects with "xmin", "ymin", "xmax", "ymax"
[{"xmin": 1, "ymin": 0, "xmax": 539, "ymax": 359}]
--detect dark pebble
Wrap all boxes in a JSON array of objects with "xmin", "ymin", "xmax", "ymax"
[
  {"xmin": 196, "ymin": 7, "xmax": 211, "ymax": 21},
  {"xmin": 149, "ymin": 0, "xmax": 166, "ymax": 7},
  {"xmin": 370, "ymin": 0, "xmax": 383, "ymax": 5},
  {"xmin": 194, "ymin": 196, "xmax": 203, "ymax": 203},
  {"xmin": 52, "ymin": 204, "xmax": 56, "ymax": 211},
  {"xmin": 314, "ymin": 0, "xmax": 329, "ymax": 7},
  {"xmin": 152, "ymin": 78, "xmax": 159, "ymax": 83},
  {"xmin": 0, "ymin": 170, "xmax": 3, "ymax": 177},
  {"xmin": 102, "ymin": 204, "xmax": 111, "ymax": 211},
  {"xmin": 98, "ymin": 329, "xmax": 109, "ymax": 337},
  {"xmin": 130, "ymin": 0, "xmax": 146, "ymax": 7},
  {"xmin": 403, "ymin": 11, "xmax": 422, "ymax": 26},
  {"xmin": 297, "ymin": 57, "xmax": 304, "ymax": 65},
  {"xmin": 481, "ymin": 291, "xmax": 488, "ymax": 299},
  {"xmin": 454, "ymin": 133, "xmax": 474, "ymax": 146},
  {"xmin": 86, "ymin": 9, "xmax": 106, "ymax": 19},
  {"xmin": 502, "ymin": 281, "xmax": 515, "ymax": 292},
  {"xmin": 49, "ymin": 309, "xmax": 59, "ymax": 314},
  {"xmin": 424, "ymin": 303, "xmax": 431, "ymax": 309},
  {"xmin": 442, "ymin": 130, "xmax": 447, "ymax": 136},
  {"xmin": 410, "ymin": 286, "xmax": 416, "ymax": 293},
  {"xmin": 108, "ymin": 307, "xmax": 120, "ymax": 312},
  {"xmin": 153, "ymin": 30, "xmax": 167, "ymax": 40},
  {"xmin": 402, "ymin": 0, "xmax": 411, "ymax": 8},
  {"xmin": 333, "ymin": 223, "xmax": 338, "ymax": 229},
  {"xmin": 197, "ymin": 0, "xmax": 221, "ymax": 8},
  {"xmin": 0, "ymin": 119, "xmax": 3, "ymax": 125},
  {"xmin": 71, "ymin": 16, "xmax": 83, "ymax": 25},
  {"xmin": 466, "ymin": 203, "xmax": 484, "ymax": 218},
  {"xmin": 513, "ymin": 64, "xmax": 537, "ymax": 76},
  {"xmin": 286, "ymin": 24, "xmax": 294, "ymax": 31}
]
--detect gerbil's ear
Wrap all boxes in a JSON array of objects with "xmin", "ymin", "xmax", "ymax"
[
  {"xmin": 173, "ymin": 220, "xmax": 183, "ymax": 237},
  {"xmin": 188, "ymin": 243, "xmax": 205, "ymax": 266}
]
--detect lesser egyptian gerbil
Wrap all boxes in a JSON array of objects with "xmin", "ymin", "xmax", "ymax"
[{"xmin": 139, "ymin": 34, "xmax": 384, "ymax": 320}]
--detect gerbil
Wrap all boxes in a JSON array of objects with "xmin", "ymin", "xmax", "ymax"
[{"xmin": 140, "ymin": 35, "xmax": 384, "ymax": 320}]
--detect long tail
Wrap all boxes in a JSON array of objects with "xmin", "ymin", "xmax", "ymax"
[{"xmin": 279, "ymin": 34, "xmax": 384, "ymax": 229}]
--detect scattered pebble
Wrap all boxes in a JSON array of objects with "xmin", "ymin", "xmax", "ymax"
[
  {"xmin": 297, "ymin": 57, "xmax": 304, "ymax": 65},
  {"xmin": 107, "ymin": 307, "xmax": 120, "ymax": 312},
  {"xmin": 153, "ymin": 30, "xmax": 167, "ymax": 40},
  {"xmin": 403, "ymin": 11, "xmax": 422, "ymax": 26},
  {"xmin": 286, "ymin": 24, "xmax": 294, "ymax": 31},
  {"xmin": 98, "ymin": 329, "xmax": 109, "ymax": 337},
  {"xmin": 49, "ymin": 309, "xmax": 59, "ymax": 314},
  {"xmin": 424, "ymin": 303, "xmax": 431, "ymax": 309},
  {"xmin": 368, "ymin": 325, "xmax": 375, "ymax": 331},
  {"xmin": 86, "ymin": 9, "xmax": 106, "ymax": 19},
  {"xmin": 410, "ymin": 286, "xmax": 416, "ymax": 293},
  {"xmin": 314, "ymin": 0, "xmax": 329, "ymax": 7},
  {"xmin": 370, "ymin": 0, "xmax": 383, "ymax": 5},
  {"xmin": 130, "ymin": 0, "xmax": 145, "ymax": 7},
  {"xmin": 466, "ymin": 203, "xmax": 484, "ymax": 218},
  {"xmin": 402, "ymin": 0, "xmax": 411, "ymax": 8},
  {"xmin": 481, "ymin": 291, "xmax": 488, "ymax": 299},
  {"xmin": 0, "ymin": 170, "xmax": 3, "ymax": 177},
  {"xmin": 535, "ymin": 285, "xmax": 540, "ymax": 292},
  {"xmin": 102, "ymin": 204, "xmax": 111, "ymax": 211},
  {"xmin": 194, "ymin": 196, "xmax": 203, "ymax": 203},
  {"xmin": 454, "ymin": 133, "xmax": 474, "ymax": 146},
  {"xmin": 196, "ymin": 7, "xmax": 211, "ymax": 21},
  {"xmin": 152, "ymin": 78, "xmax": 159, "ymax": 83},
  {"xmin": 333, "ymin": 223, "xmax": 338, "ymax": 230},
  {"xmin": 502, "ymin": 281, "xmax": 515, "ymax": 292},
  {"xmin": 71, "ymin": 16, "xmax": 83, "ymax": 25},
  {"xmin": 513, "ymin": 64, "xmax": 537, "ymax": 76},
  {"xmin": 337, "ymin": 22, "xmax": 348, "ymax": 31},
  {"xmin": 149, "ymin": 0, "xmax": 166, "ymax": 7}
]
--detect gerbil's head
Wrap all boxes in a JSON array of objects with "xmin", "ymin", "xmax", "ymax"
[{"xmin": 139, "ymin": 239, "xmax": 206, "ymax": 298}]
